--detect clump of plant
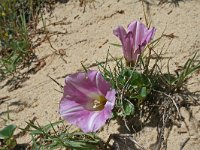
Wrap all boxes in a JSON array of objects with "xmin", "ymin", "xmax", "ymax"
[
  {"xmin": 26, "ymin": 120, "xmax": 104, "ymax": 149},
  {"xmin": 0, "ymin": 0, "xmax": 30, "ymax": 79},
  {"xmin": 2, "ymin": 19, "xmax": 196, "ymax": 150},
  {"xmin": 58, "ymin": 19, "xmax": 199, "ymax": 149},
  {"xmin": 99, "ymin": 20, "xmax": 200, "ymax": 120},
  {"xmin": 0, "ymin": 0, "xmax": 55, "ymax": 80}
]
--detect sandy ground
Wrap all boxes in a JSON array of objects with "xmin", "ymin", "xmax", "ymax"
[{"xmin": 0, "ymin": 0, "xmax": 200, "ymax": 149}]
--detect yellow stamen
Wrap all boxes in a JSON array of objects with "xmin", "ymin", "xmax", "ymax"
[
  {"xmin": 2, "ymin": 12, "xmax": 5, "ymax": 16},
  {"xmin": 92, "ymin": 96, "xmax": 107, "ymax": 111},
  {"xmin": 84, "ymin": 95, "xmax": 107, "ymax": 111}
]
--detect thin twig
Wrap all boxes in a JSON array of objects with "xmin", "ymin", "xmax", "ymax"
[
  {"xmin": 152, "ymin": 89, "xmax": 182, "ymax": 119},
  {"xmin": 180, "ymin": 137, "xmax": 190, "ymax": 150},
  {"xmin": 47, "ymin": 74, "xmax": 63, "ymax": 89},
  {"xmin": 156, "ymin": 108, "xmax": 168, "ymax": 150},
  {"xmin": 129, "ymin": 137, "xmax": 146, "ymax": 150}
]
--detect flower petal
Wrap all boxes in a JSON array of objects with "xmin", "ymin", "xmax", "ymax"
[
  {"xmin": 113, "ymin": 26, "xmax": 128, "ymax": 57},
  {"xmin": 124, "ymin": 32, "xmax": 134, "ymax": 62},
  {"xmin": 128, "ymin": 20, "xmax": 155, "ymax": 50},
  {"xmin": 142, "ymin": 27, "xmax": 156, "ymax": 45},
  {"xmin": 65, "ymin": 70, "xmax": 111, "ymax": 97},
  {"xmin": 60, "ymin": 71, "xmax": 116, "ymax": 133},
  {"xmin": 105, "ymin": 89, "xmax": 116, "ymax": 105},
  {"xmin": 83, "ymin": 89, "xmax": 116, "ymax": 132},
  {"xmin": 60, "ymin": 97, "xmax": 89, "ymax": 124},
  {"xmin": 60, "ymin": 90, "xmax": 115, "ymax": 133},
  {"xmin": 114, "ymin": 20, "xmax": 156, "ymax": 63},
  {"xmin": 64, "ymin": 71, "xmax": 103, "ymax": 104},
  {"xmin": 113, "ymin": 26, "xmax": 127, "ymax": 46},
  {"xmin": 127, "ymin": 20, "xmax": 138, "ymax": 50},
  {"xmin": 89, "ymin": 71, "xmax": 111, "ymax": 96},
  {"xmin": 131, "ymin": 21, "xmax": 146, "ymax": 49}
]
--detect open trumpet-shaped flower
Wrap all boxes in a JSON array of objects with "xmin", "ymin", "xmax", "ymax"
[
  {"xmin": 59, "ymin": 70, "xmax": 116, "ymax": 133},
  {"xmin": 113, "ymin": 20, "xmax": 156, "ymax": 64}
]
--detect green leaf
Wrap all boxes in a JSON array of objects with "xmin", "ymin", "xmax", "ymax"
[
  {"xmin": 28, "ymin": 120, "xmax": 63, "ymax": 135},
  {"xmin": 124, "ymin": 101, "xmax": 135, "ymax": 116},
  {"xmin": 0, "ymin": 124, "xmax": 16, "ymax": 140},
  {"xmin": 140, "ymin": 87, "xmax": 147, "ymax": 98}
]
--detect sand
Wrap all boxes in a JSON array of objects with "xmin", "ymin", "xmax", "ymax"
[{"xmin": 0, "ymin": 0, "xmax": 200, "ymax": 149}]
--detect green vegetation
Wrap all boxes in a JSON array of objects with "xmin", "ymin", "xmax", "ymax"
[
  {"xmin": 0, "ymin": 124, "xmax": 17, "ymax": 150},
  {"xmin": 98, "ymin": 37, "xmax": 200, "ymax": 131},
  {"xmin": 0, "ymin": 0, "xmax": 53, "ymax": 80}
]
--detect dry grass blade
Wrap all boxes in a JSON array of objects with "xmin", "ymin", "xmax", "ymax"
[
  {"xmin": 152, "ymin": 89, "xmax": 182, "ymax": 119},
  {"xmin": 180, "ymin": 137, "xmax": 190, "ymax": 150}
]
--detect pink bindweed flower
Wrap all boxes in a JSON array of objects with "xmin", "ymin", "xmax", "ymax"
[
  {"xmin": 59, "ymin": 70, "xmax": 116, "ymax": 133},
  {"xmin": 113, "ymin": 20, "xmax": 156, "ymax": 65}
]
